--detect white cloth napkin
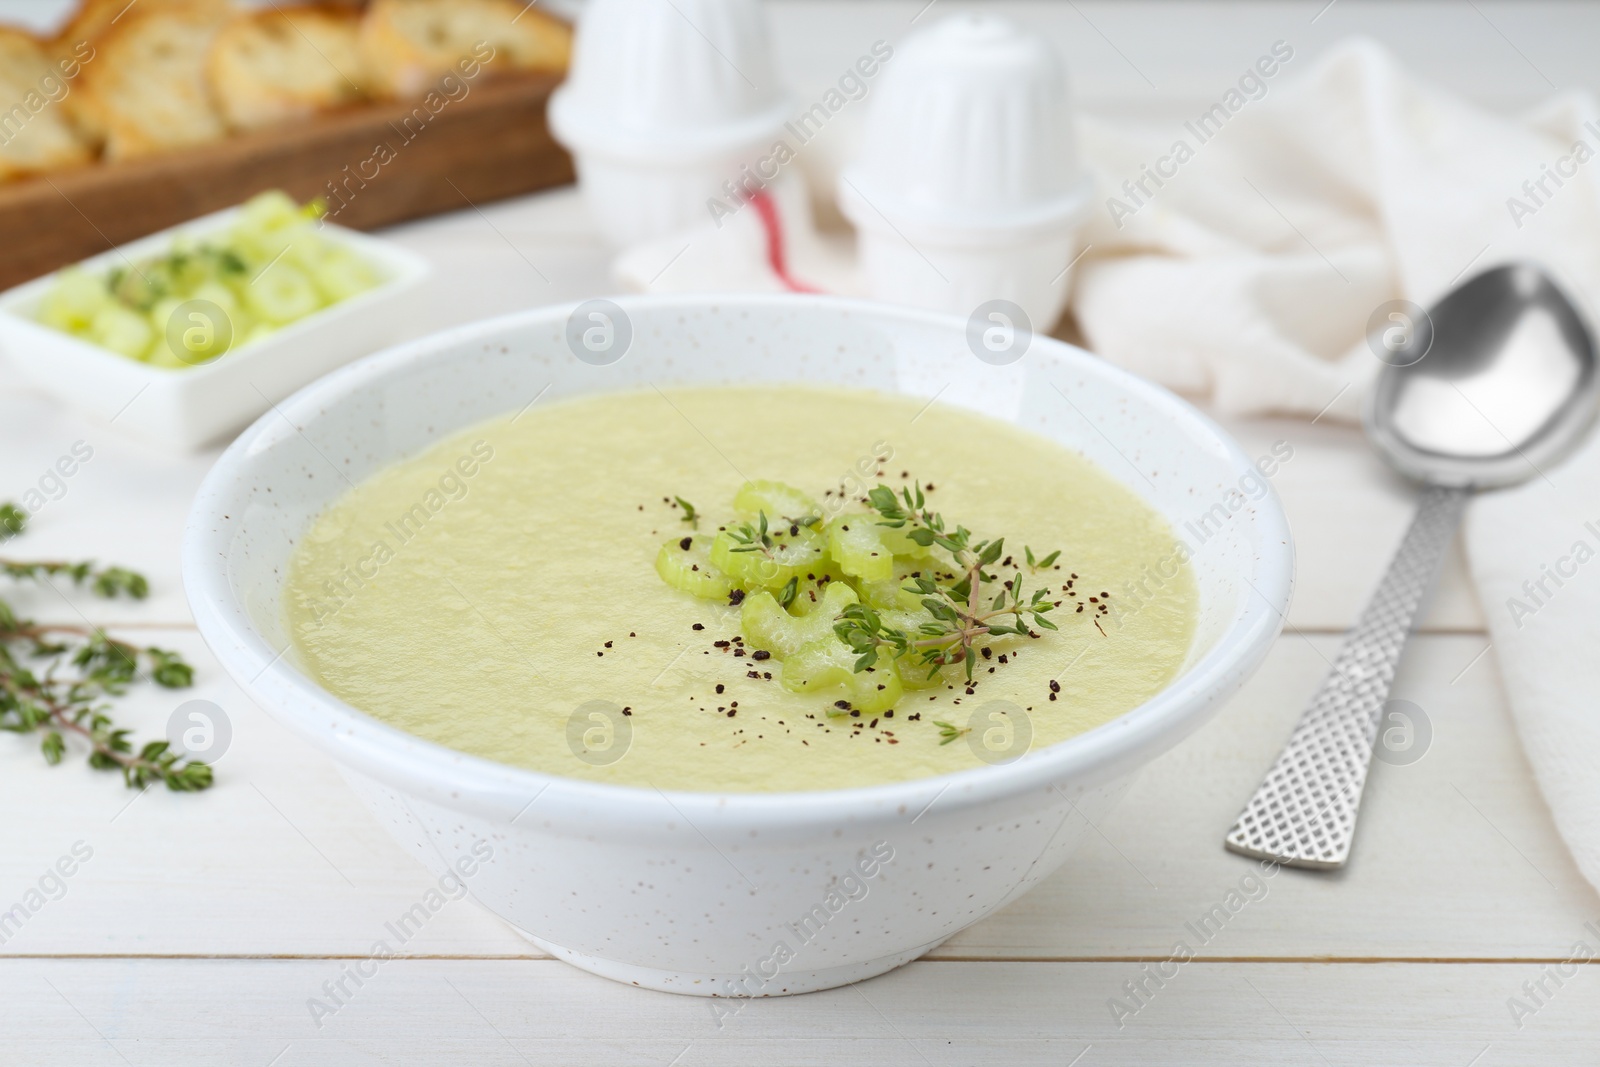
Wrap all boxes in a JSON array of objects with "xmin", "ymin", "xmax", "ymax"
[
  {"xmin": 1074, "ymin": 39, "xmax": 1600, "ymax": 424},
  {"xmin": 611, "ymin": 40, "xmax": 1600, "ymax": 896},
  {"xmin": 1467, "ymin": 434, "xmax": 1600, "ymax": 895}
]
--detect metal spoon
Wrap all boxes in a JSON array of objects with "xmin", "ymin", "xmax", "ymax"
[{"xmin": 1225, "ymin": 263, "xmax": 1599, "ymax": 869}]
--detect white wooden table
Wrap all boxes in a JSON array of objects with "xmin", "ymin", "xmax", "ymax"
[{"xmin": 4, "ymin": 3, "xmax": 1600, "ymax": 1062}]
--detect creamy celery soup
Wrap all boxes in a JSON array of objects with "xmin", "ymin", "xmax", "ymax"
[{"xmin": 283, "ymin": 384, "xmax": 1197, "ymax": 792}]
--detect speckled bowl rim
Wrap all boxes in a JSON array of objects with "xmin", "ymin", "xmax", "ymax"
[{"xmin": 184, "ymin": 293, "xmax": 1293, "ymax": 831}]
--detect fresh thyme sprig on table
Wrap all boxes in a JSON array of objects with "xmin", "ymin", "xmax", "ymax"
[
  {"xmin": 0, "ymin": 503, "xmax": 211, "ymax": 791},
  {"xmin": 2, "ymin": 558, "xmax": 149, "ymax": 599},
  {"xmin": 834, "ymin": 483, "xmax": 1059, "ymax": 683}
]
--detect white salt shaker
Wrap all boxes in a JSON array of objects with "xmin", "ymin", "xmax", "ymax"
[
  {"xmin": 548, "ymin": 0, "xmax": 790, "ymax": 246},
  {"xmin": 838, "ymin": 14, "xmax": 1093, "ymax": 329}
]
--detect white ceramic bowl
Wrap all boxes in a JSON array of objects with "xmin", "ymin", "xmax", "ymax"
[
  {"xmin": 183, "ymin": 294, "xmax": 1292, "ymax": 997},
  {"xmin": 0, "ymin": 206, "xmax": 432, "ymax": 452}
]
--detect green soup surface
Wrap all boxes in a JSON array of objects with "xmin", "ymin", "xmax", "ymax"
[{"xmin": 284, "ymin": 384, "xmax": 1196, "ymax": 792}]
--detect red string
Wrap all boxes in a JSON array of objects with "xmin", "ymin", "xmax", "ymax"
[{"xmin": 749, "ymin": 190, "xmax": 822, "ymax": 293}]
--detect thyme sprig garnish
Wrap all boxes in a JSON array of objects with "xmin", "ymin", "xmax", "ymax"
[
  {"xmin": 1025, "ymin": 545, "xmax": 1060, "ymax": 571},
  {"xmin": 728, "ymin": 512, "xmax": 777, "ymax": 557},
  {"xmin": 834, "ymin": 482, "xmax": 1059, "ymax": 683},
  {"xmin": 0, "ymin": 503, "xmax": 211, "ymax": 791},
  {"xmin": 675, "ymin": 496, "xmax": 699, "ymax": 530},
  {"xmin": 729, "ymin": 509, "xmax": 824, "ymax": 561},
  {"xmin": 932, "ymin": 719, "xmax": 970, "ymax": 746}
]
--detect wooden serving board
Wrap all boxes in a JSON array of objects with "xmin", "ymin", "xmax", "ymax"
[{"xmin": 0, "ymin": 72, "xmax": 574, "ymax": 292}]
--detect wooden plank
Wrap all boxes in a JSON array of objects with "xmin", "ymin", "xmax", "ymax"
[
  {"xmin": 4, "ymin": 957, "xmax": 1598, "ymax": 1064},
  {"xmin": 3, "ymin": 631, "xmax": 1594, "ymax": 962},
  {"xmin": 0, "ymin": 74, "xmax": 573, "ymax": 291}
]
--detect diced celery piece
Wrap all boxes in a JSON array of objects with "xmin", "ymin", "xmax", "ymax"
[
  {"xmin": 740, "ymin": 581, "xmax": 857, "ymax": 659},
  {"xmin": 709, "ymin": 524, "xmax": 827, "ymax": 591},
  {"xmin": 231, "ymin": 199, "xmax": 302, "ymax": 265},
  {"xmin": 195, "ymin": 280, "xmax": 251, "ymax": 350},
  {"xmin": 733, "ymin": 480, "xmax": 821, "ymax": 522},
  {"xmin": 826, "ymin": 517, "xmax": 894, "ymax": 582},
  {"xmin": 308, "ymin": 249, "xmax": 382, "ymax": 303},
  {"xmin": 191, "ymin": 280, "xmax": 242, "ymax": 322},
  {"xmin": 40, "ymin": 268, "xmax": 109, "ymax": 332},
  {"xmin": 779, "ymin": 637, "xmax": 904, "ymax": 714},
  {"xmin": 238, "ymin": 228, "xmax": 295, "ymax": 265},
  {"xmin": 245, "ymin": 263, "xmax": 322, "ymax": 325},
  {"xmin": 655, "ymin": 535, "xmax": 735, "ymax": 600},
  {"xmin": 152, "ymin": 294, "xmax": 232, "ymax": 365},
  {"xmin": 740, "ymin": 591, "xmax": 795, "ymax": 656},
  {"xmin": 860, "ymin": 558, "xmax": 940, "ymax": 611},
  {"xmin": 88, "ymin": 304, "xmax": 153, "ymax": 360},
  {"xmin": 236, "ymin": 190, "xmax": 301, "ymax": 236},
  {"xmin": 786, "ymin": 572, "xmax": 846, "ymax": 616},
  {"xmin": 282, "ymin": 230, "xmax": 338, "ymax": 276},
  {"xmin": 860, "ymin": 578, "xmax": 920, "ymax": 611},
  {"xmin": 865, "ymin": 600, "xmax": 947, "ymax": 689},
  {"xmin": 893, "ymin": 643, "xmax": 948, "ymax": 690},
  {"xmin": 145, "ymin": 297, "xmax": 185, "ymax": 365},
  {"xmin": 879, "ymin": 522, "xmax": 936, "ymax": 559}
]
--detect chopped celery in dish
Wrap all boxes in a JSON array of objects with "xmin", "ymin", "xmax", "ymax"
[{"xmin": 35, "ymin": 190, "xmax": 383, "ymax": 368}]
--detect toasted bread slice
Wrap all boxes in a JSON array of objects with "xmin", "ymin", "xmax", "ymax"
[
  {"xmin": 74, "ymin": 2, "xmax": 232, "ymax": 159},
  {"xmin": 51, "ymin": 0, "xmax": 231, "ymax": 139},
  {"xmin": 359, "ymin": 0, "xmax": 570, "ymax": 99},
  {"xmin": 0, "ymin": 28, "xmax": 93, "ymax": 178},
  {"xmin": 52, "ymin": 0, "xmax": 228, "ymax": 56},
  {"xmin": 208, "ymin": 5, "xmax": 367, "ymax": 130},
  {"xmin": 54, "ymin": 0, "xmax": 151, "ymax": 55}
]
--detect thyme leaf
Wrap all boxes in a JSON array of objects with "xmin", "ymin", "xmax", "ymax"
[
  {"xmin": 675, "ymin": 496, "xmax": 699, "ymax": 530},
  {"xmin": 1025, "ymin": 545, "xmax": 1061, "ymax": 571}
]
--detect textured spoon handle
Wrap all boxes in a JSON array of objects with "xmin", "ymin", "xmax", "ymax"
[{"xmin": 1224, "ymin": 484, "xmax": 1469, "ymax": 869}]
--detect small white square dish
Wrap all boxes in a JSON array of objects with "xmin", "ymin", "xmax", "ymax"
[{"xmin": 0, "ymin": 206, "xmax": 432, "ymax": 452}]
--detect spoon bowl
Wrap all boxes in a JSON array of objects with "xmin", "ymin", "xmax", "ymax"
[{"xmin": 1367, "ymin": 263, "xmax": 1599, "ymax": 488}]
